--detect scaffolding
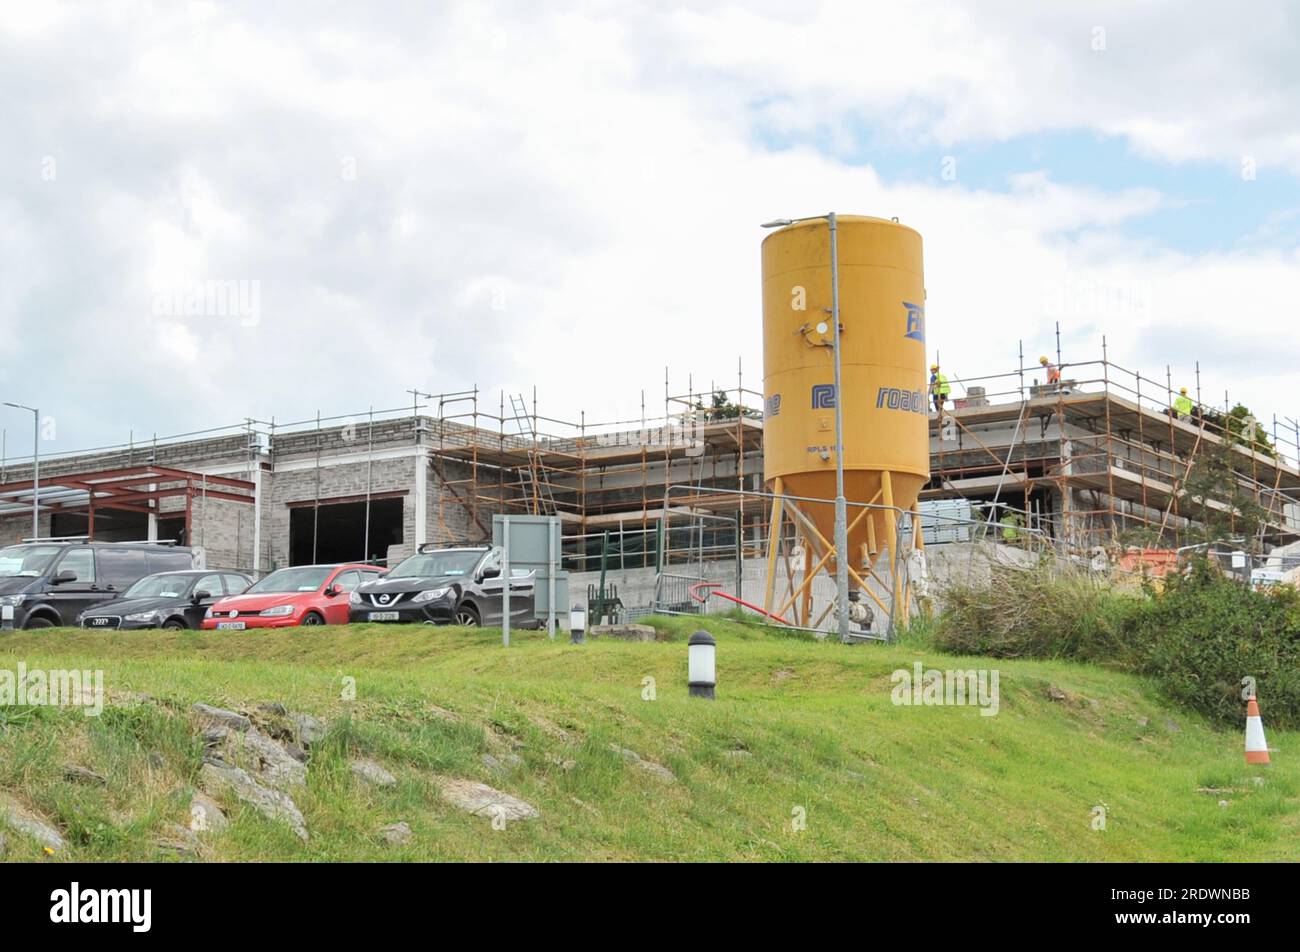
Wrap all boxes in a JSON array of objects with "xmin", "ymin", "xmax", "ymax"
[
  {"xmin": 1, "ymin": 348, "xmax": 1295, "ymax": 580},
  {"xmin": 928, "ymin": 344, "xmax": 1300, "ymax": 554}
]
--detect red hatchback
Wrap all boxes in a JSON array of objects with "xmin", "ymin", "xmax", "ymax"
[{"xmin": 202, "ymin": 563, "xmax": 385, "ymax": 629}]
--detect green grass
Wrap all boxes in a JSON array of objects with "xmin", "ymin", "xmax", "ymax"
[{"xmin": 1, "ymin": 615, "xmax": 1295, "ymax": 861}]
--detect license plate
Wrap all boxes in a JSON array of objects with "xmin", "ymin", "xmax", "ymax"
[
  {"xmin": 368, "ymin": 611, "xmax": 400, "ymax": 621},
  {"xmin": 216, "ymin": 621, "xmax": 246, "ymax": 630}
]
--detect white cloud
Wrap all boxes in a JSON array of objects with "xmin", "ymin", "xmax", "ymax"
[{"xmin": 0, "ymin": 0, "xmax": 1297, "ymax": 459}]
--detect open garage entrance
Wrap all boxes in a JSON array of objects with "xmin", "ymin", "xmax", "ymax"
[
  {"xmin": 51, "ymin": 508, "xmax": 149, "ymax": 542},
  {"xmin": 288, "ymin": 492, "xmax": 405, "ymax": 566}
]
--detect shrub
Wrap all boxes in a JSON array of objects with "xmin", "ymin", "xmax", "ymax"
[
  {"xmin": 930, "ymin": 557, "xmax": 1300, "ymax": 729},
  {"xmin": 932, "ymin": 559, "xmax": 1143, "ymax": 663},
  {"xmin": 1133, "ymin": 563, "xmax": 1300, "ymax": 729}
]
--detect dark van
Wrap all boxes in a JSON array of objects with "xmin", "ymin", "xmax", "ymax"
[{"xmin": 0, "ymin": 541, "xmax": 197, "ymax": 629}]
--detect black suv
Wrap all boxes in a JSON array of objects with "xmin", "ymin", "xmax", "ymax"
[
  {"xmin": 0, "ymin": 541, "xmax": 197, "ymax": 629},
  {"xmin": 349, "ymin": 544, "xmax": 537, "ymax": 628},
  {"xmin": 78, "ymin": 569, "xmax": 252, "ymax": 630}
]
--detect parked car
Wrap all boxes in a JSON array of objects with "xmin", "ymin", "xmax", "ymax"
[
  {"xmin": 349, "ymin": 544, "xmax": 537, "ymax": 628},
  {"xmin": 77, "ymin": 570, "xmax": 252, "ymax": 630},
  {"xmin": 202, "ymin": 563, "xmax": 384, "ymax": 629},
  {"xmin": 0, "ymin": 540, "xmax": 197, "ymax": 629}
]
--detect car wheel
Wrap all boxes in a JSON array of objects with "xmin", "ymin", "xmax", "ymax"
[
  {"xmin": 24, "ymin": 616, "xmax": 54, "ymax": 629},
  {"xmin": 163, "ymin": 618, "xmax": 187, "ymax": 630},
  {"xmin": 300, "ymin": 611, "xmax": 325, "ymax": 626},
  {"xmin": 454, "ymin": 605, "xmax": 481, "ymax": 627}
]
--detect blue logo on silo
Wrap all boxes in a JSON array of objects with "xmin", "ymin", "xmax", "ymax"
[
  {"xmin": 811, "ymin": 384, "xmax": 836, "ymax": 409},
  {"xmin": 765, "ymin": 394, "xmax": 782, "ymax": 418},
  {"xmin": 903, "ymin": 301, "xmax": 925, "ymax": 341},
  {"xmin": 876, "ymin": 386, "xmax": 927, "ymax": 415}
]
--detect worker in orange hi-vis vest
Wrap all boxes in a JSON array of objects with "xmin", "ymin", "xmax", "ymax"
[{"xmin": 1039, "ymin": 355, "xmax": 1061, "ymax": 386}]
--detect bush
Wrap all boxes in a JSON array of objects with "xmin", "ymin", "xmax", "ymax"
[
  {"xmin": 932, "ymin": 560, "xmax": 1143, "ymax": 663},
  {"xmin": 1133, "ymin": 563, "xmax": 1300, "ymax": 729},
  {"xmin": 931, "ymin": 558, "xmax": 1300, "ymax": 729}
]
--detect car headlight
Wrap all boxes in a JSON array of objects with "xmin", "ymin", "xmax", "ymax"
[
  {"xmin": 124, "ymin": 610, "xmax": 160, "ymax": 623},
  {"xmin": 412, "ymin": 587, "xmax": 449, "ymax": 603},
  {"xmin": 0, "ymin": 594, "xmax": 26, "ymax": 607},
  {"xmin": 204, "ymin": 607, "xmax": 213, "ymax": 619},
  {"xmin": 348, "ymin": 591, "xmax": 361, "ymax": 606},
  {"xmin": 259, "ymin": 604, "xmax": 296, "ymax": 617}
]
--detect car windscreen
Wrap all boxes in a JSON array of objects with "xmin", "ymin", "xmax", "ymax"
[
  {"xmin": 0, "ymin": 545, "xmax": 62, "ymax": 578},
  {"xmin": 246, "ymin": 566, "xmax": 332, "ymax": 593},
  {"xmin": 387, "ymin": 551, "xmax": 483, "ymax": 579},
  {"xmin": 123, "ymin": 574, "xmax": 192, "ymax": 599}
]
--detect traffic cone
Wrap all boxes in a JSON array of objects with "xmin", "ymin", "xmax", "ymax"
[{"xmin": 1245, "ymin": 697, "xmax": 1270, "ymax": 765}]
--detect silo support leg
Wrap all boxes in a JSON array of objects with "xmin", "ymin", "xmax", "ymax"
[
  {"xmin": 763, "ymin": 478, "xmax": 785, "ymax": 615},
  {"xmin": 881, "ymin": 471, "xmax": 906, "ymax": 627}
]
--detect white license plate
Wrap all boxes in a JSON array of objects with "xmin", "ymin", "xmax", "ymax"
[
  {"xmin": 368, "ymin": 611, "xmax": 400, "ymax": 621},
  {"xmin": 216, "ymin": 621, "xmax": 246, "ymax": 630}
]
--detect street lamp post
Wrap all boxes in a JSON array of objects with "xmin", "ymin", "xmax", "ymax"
[
  {"xmin": 761, "ymin": 214, "xmax": 851, "ymax": 641},
  {"xmin": 3, "ymin": 403, "xmax": 38, "ymax": 539}
]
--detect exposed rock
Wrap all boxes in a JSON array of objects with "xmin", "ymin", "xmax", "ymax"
[
  {"xmin": 155, "ymin": 822, "xmax": 201, "ymax": 856},
  {"xmin": 351, "ymin": 758, "xmax": 398, "ymax": 788},
  {"xmin": 258, "ymin": 702, "xmax": 288, "ymax": 716},
  {"xmin": 589, "ymin": 623, "xmax": 657, "ymax": 642},
  {"xmin": 610, "ymin": 745, "xmax": 676, "ymax": 783},
  {"xmin": 434, "ymin": 777, "xmax": 539, "ymax": 825},
  {"xmin": 722, "ymin": 748, "xmax": 753, "ymax": 760},
  {"xmin": 199, "ymin": 763, "xmax": 308, "ymax": 841},
  {"xmin": 0, "ymin": 832, "xmax": 6, "ymax": 857},
  {"xmin": 284, "ymin": 743, "xmax": 308, "ymax": 764},
  {"xmin": 1046, "ymin": 685, "xmax": 1068, "ymax": 702},
  {"xmin": 380, "ymin": 821, "xmax": 413, "ymax": 846},
  {"xmin": 0, "ymin": 793, "xmax": 67, "ymax": 851},
  {"xmin": 191, "ymin": 703, "xmax": 252, "ymax": 733},
  {"xmin": 290, "ymin": 712, "xmax": 327, "ymax": 747},
  {"xmin": 187, "ymin": 791, "xmax": 229, "ymax": 834},
  {"xmin": 481, "ymin": 752, "xmax": 523, "ymax": 774},
  {"xmin": 1165, "ymin": 719, "xmax": 1182, "ymax": 734},
  {"xmin": 63, "ymin": 764, "xmax": 107, "ymax": 786},
  {"xmin": 205, "ymin": 722, "xmax": 307, "ymax": 789}
]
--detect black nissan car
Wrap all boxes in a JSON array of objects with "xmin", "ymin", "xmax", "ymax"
[
  {"xmin": 78, "ymin": 569, "xmax": 252, "ymax": 630},
  {"xmin": 348, "ymin": 544, "xmax": 537, "ymax": 628}
]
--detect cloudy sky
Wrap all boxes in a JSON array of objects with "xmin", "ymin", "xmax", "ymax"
[{"xmin": 2, "ymin": 0, "xmax": 1298, "ymax": 461}]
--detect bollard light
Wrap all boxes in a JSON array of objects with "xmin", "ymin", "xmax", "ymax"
[
  {"xmin": 1, "ymin": 603, "xmax": 13, "ymax": 631},
  {"xmin": 570, "ymin": 602, "xmax": 586, "ymax": 644},
  {"xmin": 688, "ymin": 629, "xmax": 716, "ymax": 699}
]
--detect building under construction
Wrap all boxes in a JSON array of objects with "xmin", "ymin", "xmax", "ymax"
[{"xmin": 0, "ymin": 352, "xmax": 1296, "ymax": 588}]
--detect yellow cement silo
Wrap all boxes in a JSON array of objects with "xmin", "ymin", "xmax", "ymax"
[{"xmin": 760, "ymin": 215, "xmax": 929, "ymax": 624}]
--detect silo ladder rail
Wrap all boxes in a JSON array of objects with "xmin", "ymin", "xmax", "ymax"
[{"xmin": 689, "ymin": 581, "xmax": 793, "ymax": 626}]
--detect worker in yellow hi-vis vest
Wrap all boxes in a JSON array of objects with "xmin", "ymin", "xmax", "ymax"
[
  {"xmin": 1000, "ymin": 509, "xmax": 1023, "ymax": 545},
  {"xmin": 929, "ymin": 363, "xmax": 951, "ymax": 414},
  {"xmin": 1173, "ymin": 387, "xmax": 1194, "ymax": 420}
]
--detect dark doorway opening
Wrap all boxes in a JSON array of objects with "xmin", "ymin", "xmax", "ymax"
[
  {"xmin": 289, "ymin": 497, "xmax": 404, "ymax": 566},
  {"xmin": 157, "ymin": 516, "xmax": 187, "ymax": 544},
  {"xmin": 51, "ymin": 509, "xmax": 149, "ymax": 542}
]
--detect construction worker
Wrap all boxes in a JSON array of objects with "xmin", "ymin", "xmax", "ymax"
[
  {"xmin": 1174, "ymin": 386, "xmax": 1194, "ymax": 420},
  {"xmin": 999, "ymin": 508, "xmax": 1023, "ymax": 545},
  {"xmin": 929, "ymin": 363, "xmax": 950, "ymax": 413},
  {"xmin": 1039, "ymin": 355, "xmax": 1061, "ymax": 387}
]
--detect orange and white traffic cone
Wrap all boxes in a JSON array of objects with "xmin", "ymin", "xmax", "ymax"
[{"xmin": 1245, "ymin": 697, "xmax": 1270, "ymax": 765}]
